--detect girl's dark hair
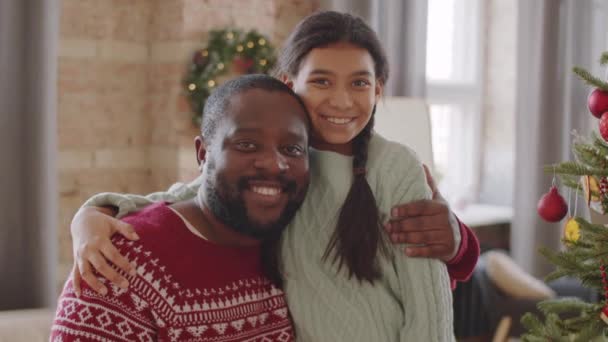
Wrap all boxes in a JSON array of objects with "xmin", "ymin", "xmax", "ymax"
[{"xmin": 277, "ymin": 11, "xmax": 390, "ymax": 283}]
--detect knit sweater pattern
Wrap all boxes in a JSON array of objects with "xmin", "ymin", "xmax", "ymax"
[{"xmin": 51, "ymin": 203, "xmax": 294, "ymax": 342}]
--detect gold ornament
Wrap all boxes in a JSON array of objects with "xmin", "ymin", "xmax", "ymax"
[
  {"xmin": 236, "ymin": 45, "xmax": 244, "ymax": 52},
  {"xmin": 202, "ymin": 50, "xmax": 209, "ymax": 57},
  {"xmin": 207, "ymin": 80, "xmax": 216, "ymax": 87},
  {"xmin": 564, "ymin": 217, "xmax": 580, "ymax": 243},
  {"xmin": 584, "ymin": 175, "xmax": 601, "ymax": 205},
  {"xmin": 259, "ymin": 59, "xmax": 267, "ymax": 66},
  {"xmin": 217, "ymin": 63, "xmax": 225, "ymax": 70},
  {"xmin": 246, "ymin": 41, "xmax": 254, "ymax": 48},
  {"xmin": 226, "ymin": 32, "xmax": 234, "ymax": 40},
  {"xmin": 188, "ymin": 83, "xmax": 196, "ymax": 91},
  {"xmin": 258, "ymin": 38, "xmax": 266, "ymax": 46}
]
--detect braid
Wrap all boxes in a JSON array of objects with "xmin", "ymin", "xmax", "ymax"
[
  {"xmin": 323, "ymin": 107, "xmax": 387, "ymax": 283},
  {"xmin": 352, "ymin": 115, "xmax": 373, "ymax": 172}
]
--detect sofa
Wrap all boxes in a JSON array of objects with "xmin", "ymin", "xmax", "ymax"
[{"xmin": 0, "ymin": 308, "xmax": 54, "ymax": 342}]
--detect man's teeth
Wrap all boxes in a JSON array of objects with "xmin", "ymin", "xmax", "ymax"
[
  {"xmin": 324, "ymin": 116, "xmax": 354, "ymax": 124},
  {"xmin": 251, "ymin": 186, "xmax": 281, "ymax": 196}
]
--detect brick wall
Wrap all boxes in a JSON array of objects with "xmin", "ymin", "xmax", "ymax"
[{"xmin": 57, "ymin": 0, "xmax": 318, "ymax": 286}]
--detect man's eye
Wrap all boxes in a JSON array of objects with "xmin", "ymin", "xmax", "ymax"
[
  {"xmin": 235, "ymin": 142, "xmax": 257, "ymax": 151},
  {"xmin": 284, "ymin": 145, "xmax": 305, "ymax": 157}
]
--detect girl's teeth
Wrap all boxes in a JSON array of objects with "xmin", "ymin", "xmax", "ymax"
[
  {"xmin": 251, "ymin": 186, "xmax": 281, "ymax": 196},
  {"xmin": 325, "ymin": 117, "xmax": 353, "ymax": 124}
]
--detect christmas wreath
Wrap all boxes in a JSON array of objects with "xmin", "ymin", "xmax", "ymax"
[{"xmin": 184, "ymin": 29, "xmax": 277, "ymax": 125}]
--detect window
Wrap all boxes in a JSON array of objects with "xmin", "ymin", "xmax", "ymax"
[
  {"xmin": 591, "ymin": 0, "xmax": 608, "ymax": 76},
  {"xmin": 426, "ymin": 0, "xmax": 484, "ymax": 206}
]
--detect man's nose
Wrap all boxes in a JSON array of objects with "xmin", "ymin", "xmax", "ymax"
[{"xmin": 254, "ymin": 149, "xmax": 289, "ymax": 174}]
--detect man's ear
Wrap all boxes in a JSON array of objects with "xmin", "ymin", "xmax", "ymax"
[
  {"xmin": 194, "ymin": 135, "xmax": 207, "ymax": 169},
  {"xmin": 280, "ymin": 74, "xmax": 294, "ymax": 89}
]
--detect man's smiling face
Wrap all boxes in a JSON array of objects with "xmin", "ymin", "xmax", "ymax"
[{"xmin": 199, "ymin": 88, "xmax": 310, "ymax": 239}]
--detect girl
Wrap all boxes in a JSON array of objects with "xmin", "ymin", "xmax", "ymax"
[{"xmin": 71, "ymin": 11, "xmax": 473, "ymax": 341}]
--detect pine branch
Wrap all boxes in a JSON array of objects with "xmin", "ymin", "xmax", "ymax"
[
  {"xmin": 577, "ymin": 218, "xmax": 608, "ymax": 239},
  {"xmin": 573, "ymin": 67, "xmax": 608, "ymax": 91},
  {"xmin": 544, "ymin": 162, "xmax": 608, "ymax": 176},
  {"xmin": 537, "ymin": 298, "xmax": 594, "ymax": 315},
  {"xmin": 545, "ymin": 269, "xmax": 573, "ymax": 283},
  {"xmin": 574, "ymin": 143, "xmax": 608, "ymax": 168},
  {"xmin": 522, "ymin": 335, "xmax": 552, "ymax": 342},
  {"xmin": 545, "ymin": 313, "xmax": 571, "ymax": 340},
  {"xmin": 592, "ymin": 131, "xmax": 608, "ymax": 157},
  {"xmin": 521, "ymin": 313, "xmax": 545, "ymax": 335},
  {"xmin": 563, "ymin": 308, "xmax": 601, "ymax": 329},
  {"xmin": 572, "ymin": 319, "xmax": 604, "ymax": 342},
  {"xmin": 540, "ymin": 248, "xmax": 582, "ymax": 270},
  {"xmin": 543, "ymin": 162, "xmax": 585, "ymax": 175},
  {"xmin": 601, "ymin": 51, "xmax": 608, "ymax": 66}
]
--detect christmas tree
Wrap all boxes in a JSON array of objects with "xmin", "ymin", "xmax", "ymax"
[{"xmin": 522, "ymin": 52, "xmax": 608, "ymax": 341}]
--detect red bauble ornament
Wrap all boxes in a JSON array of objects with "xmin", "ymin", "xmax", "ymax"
[
  {"xmin": 588, "ymin": 88, "xmax": 608, "ymax": 118},
  {"xmin": 232, "ymin": 57, "xmax": 254, "ymax": 74},
  {"xmin": 600, "ymin": 112, "xmax": 608, "ymax": 141},
  {"xmin": 602, "ymin": 305, "xmax": 608, "ymax": 325},
  {"xmin": 537, "ymin": 185, "xmax": 568, "ymax": 222},
  {"xmin": 601, "ymin": 263, "xmax": 608, "ymax": 325}
]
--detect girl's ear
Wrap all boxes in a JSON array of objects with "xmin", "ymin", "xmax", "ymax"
[
  {"xmin": 281, "ymin": 74, "xmax": 294, "ymax": 89},
  {"xmin": 375, "ymin": 80, "xmax": 383, "ymax": 102}
]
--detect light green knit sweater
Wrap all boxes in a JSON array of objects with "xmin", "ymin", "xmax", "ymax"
[{"xmin": 84, "ymin": 133, "xmax": 454, "ymax": 341}]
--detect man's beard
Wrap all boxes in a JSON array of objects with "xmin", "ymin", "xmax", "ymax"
[{"xmin": 202, "ymin": 166, "xmax": 307, "ymax": 240}]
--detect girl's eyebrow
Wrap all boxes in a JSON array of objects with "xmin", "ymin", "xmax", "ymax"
[
  {"xmin": 309, "ymin": 69, "xmax": 372, "ymax": 77},
  {"xmin": 351, "ymin": 70, "xmax": 373, "ymax": 77},
  {"xmin": 309, "ymin": 69, "xmax": 334, "ymax": 76}
]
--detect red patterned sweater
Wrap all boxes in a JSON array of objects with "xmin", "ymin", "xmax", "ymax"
[{"xmin": 51, "ymin": 203, "xmax": 294, "ymax": 342}]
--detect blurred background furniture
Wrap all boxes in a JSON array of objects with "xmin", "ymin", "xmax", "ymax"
[{"xmin": 0, "ymin": 308, "xmax": 54, "ymax": 342}]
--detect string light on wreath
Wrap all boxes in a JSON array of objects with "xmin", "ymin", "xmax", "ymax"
[{"xmin": 183, "ymin": 28, "xmax": 276, "ymax": 125}]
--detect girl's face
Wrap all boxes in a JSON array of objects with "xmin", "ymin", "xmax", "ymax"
[{"xmin": 287, "ymin": 42, "xmax": 383, "ymax": 154}]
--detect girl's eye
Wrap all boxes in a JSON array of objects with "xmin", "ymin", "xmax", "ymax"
[
  {"xmin": 284, "ymin": 145, "xmax": 305, "ymax": 157},
  {"xmin": 235, "ymin": 142, "xmax": 257, "ymax": 151},
  {"xmin": 353, "ymin": 79, "xmax": 371, "ymax": 87},
  {"xmin": 310, "ymin": 78, "xmax": 331, "ymax": 87}
]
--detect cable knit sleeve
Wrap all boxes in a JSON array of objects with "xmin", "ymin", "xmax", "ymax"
[
  {"xmin": 379, "ymin": 143, "xmax": 454, "ymax": 342},
  {"xmin": 81, "ymin": 175, "xmax": 203, "ymax": 218}
]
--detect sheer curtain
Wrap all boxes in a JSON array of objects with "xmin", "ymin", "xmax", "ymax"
[
  {"xmin": 0, "ymin": 0, "xmax": 59, "ymax": 309},
  {"xmin": 512, "ymin": 0, "xmax": 601, "ymax": 277}
]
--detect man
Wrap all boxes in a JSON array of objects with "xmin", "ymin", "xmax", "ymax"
[{"xmin": 51, "ymin": 75, "xmax": 311, "ymax": 341}]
